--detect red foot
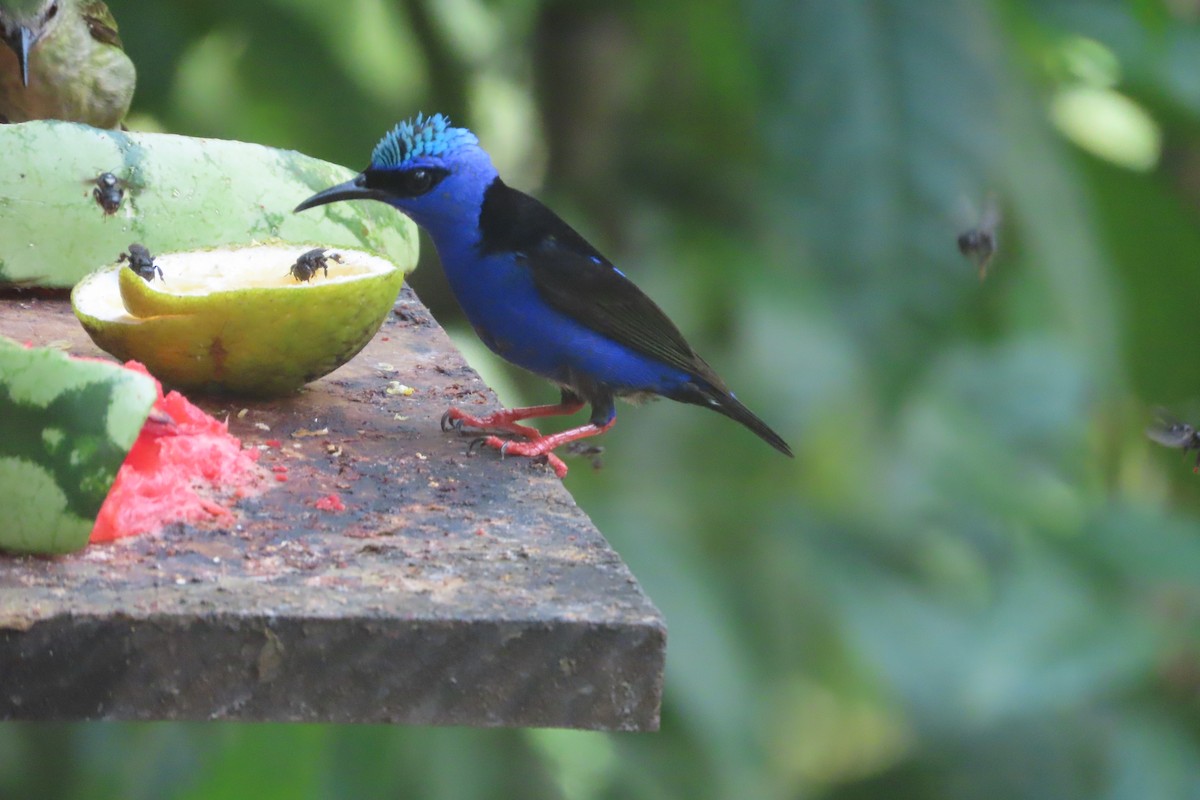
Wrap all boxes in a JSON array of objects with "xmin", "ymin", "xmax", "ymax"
[
  {"xmin": 441, "ymin": 401, "xmax": 584, "ymax": 440},
  {"xmin": 480, "ymin": 420, "xmax": 615, "ymax": 479}
]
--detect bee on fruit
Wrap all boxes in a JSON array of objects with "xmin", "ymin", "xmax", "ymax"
[
  {"xmin": 117, "ymin": 243, "xmax": 162, "ymax": 282},
  {"xmin": 289, "ymin": 248, "xmax": 344, "ymax": 282},
  {"xmin": 92, "ymin": 172, "xmax": 126, "ymax": 215}
]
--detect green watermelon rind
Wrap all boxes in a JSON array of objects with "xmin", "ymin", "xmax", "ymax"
[{"xmin": 0, "ymin": 337, "xmax": 157, "ymax": 554}]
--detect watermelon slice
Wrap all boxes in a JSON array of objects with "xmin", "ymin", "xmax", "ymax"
[
  {"xmin": 0, "ymin": 337, "xmax": 265, "ymax": 553},
  {"xmin": 0, "ymin": 337, "xmax": 156, "ymax": 553}
]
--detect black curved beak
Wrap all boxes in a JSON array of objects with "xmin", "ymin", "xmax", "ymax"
[
  {"xmin": 294, "ymin": 174, "xmax": 385, "ymax": 213},
  {"xmin": 2, "ymin": 25, "xmax": 35, "ymax": 87}
]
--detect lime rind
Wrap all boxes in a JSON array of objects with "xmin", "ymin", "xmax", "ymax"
[
  {"xmin": 116, "ymin": 243, "xmax": 398, "ymax": 318},
  {"xmin": 73, "ymin": 244, "xmax": 406, "ymax": 397}
]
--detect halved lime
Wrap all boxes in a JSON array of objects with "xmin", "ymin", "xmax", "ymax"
[{"xmin": 72, "ymin": 243, "xmax": 405, "ymax": 397}]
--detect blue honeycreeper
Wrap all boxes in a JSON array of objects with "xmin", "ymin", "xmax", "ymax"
[{"xmin": 295, "ymin": 113, "xmax": 792, "ymax": 477}]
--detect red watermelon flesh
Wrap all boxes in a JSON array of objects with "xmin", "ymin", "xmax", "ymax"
[{"xmin": 90, "ymin": 361, "xmax": 266, "ymax": 543}]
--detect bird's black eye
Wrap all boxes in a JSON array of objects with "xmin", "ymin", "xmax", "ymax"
[
  {"xmin": 46, "ymin": 2, "xmax": 58, "ymax": 19},
  {"xmin": 361, "ymin": 165, "xmax": 449, "ymax": 197},
  {"xmin": 404, "ymin": 168, "xmax": 434, "ymax": 195}
]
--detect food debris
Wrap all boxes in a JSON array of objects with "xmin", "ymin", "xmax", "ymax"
[
  {"xmin": 386, "ymin": 381, "xmax": 414, "ymax": 396},
  {"xmin": 292, "ymin": 427, "xmax": 330, "ymax": 438},
  {"xmin": 314, "ymin": 494, "xmax": 346, "ymax": 512},
  {"xmin": 90, "ymin": 361, "xmax": 267, "ymax": 543}
]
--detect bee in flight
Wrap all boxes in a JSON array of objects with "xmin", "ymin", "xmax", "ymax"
[
  {"xmin": 1146, "ymin": 410, "xmax": 1200, "ymax": 472},
  {"xmin": 957, "ymin": 194, "xmax": 1001, "ymax": 280}
]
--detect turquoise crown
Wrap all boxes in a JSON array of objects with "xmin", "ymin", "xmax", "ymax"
[{"xmin": 370, "ymin": 113, "xmax": 478, "ymax": 169}]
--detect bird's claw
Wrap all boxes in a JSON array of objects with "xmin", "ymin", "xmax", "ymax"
[
  {"xmin": 461, "ymin": 434, "xmax": 569, "ymax": 477},
  {"xmin": 483, "ymin": 436, "xmax": 519, "ymax": 460},
  {"xmin": 439, "ymin": 406, "xmax": 545, "ymax": 440},
  {"xmin": 441, "ymin": 407, "xmax": 503, "ymax": 435},
  {"xmin": 530, "ymin": 453, "xmax": 564, "ymax": 474},
  {"xmin": 440, "ymin": 410, "xmax": 463, "ymax": 433},
  {"xmin": 543, "ymin": 453, "xmax": 569, "ymax": 478}
]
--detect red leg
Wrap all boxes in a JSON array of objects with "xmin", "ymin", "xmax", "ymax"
[
  {"xmin": 481, "ymin": 419, "xmax": 616, "ymax": 478},
  {"xmin": 442, "ymin": 401, "xmax": 585, "ymax": 440}
]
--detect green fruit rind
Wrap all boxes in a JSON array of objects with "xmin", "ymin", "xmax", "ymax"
[
  {"xmin": 73, "ymin": 244, "xmax": 407, "ymax": 397},
  {"xmin": 0, "ymin": 336, "xmax": 157, "ymax": 554},
  {"xmin": 0, "ymin": 120, "xmax": 418, "ymax": 288}
]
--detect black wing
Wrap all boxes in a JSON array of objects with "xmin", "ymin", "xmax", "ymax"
[
  {"xmin": 477, "ymin": 179, "xmax": 793, "ymax": 457},
  {"xmin": 529, "ymin": 246, "xmax": 725, "ymax": 384},
  {"xmin": 477, "ymin": 179, "xmax": 723, "ymax": 388}
]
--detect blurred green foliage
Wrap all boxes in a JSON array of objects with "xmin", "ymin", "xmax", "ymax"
[{"xmin": 6, "ymin": 0, "xmax": 1200, "ymax": 797}]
